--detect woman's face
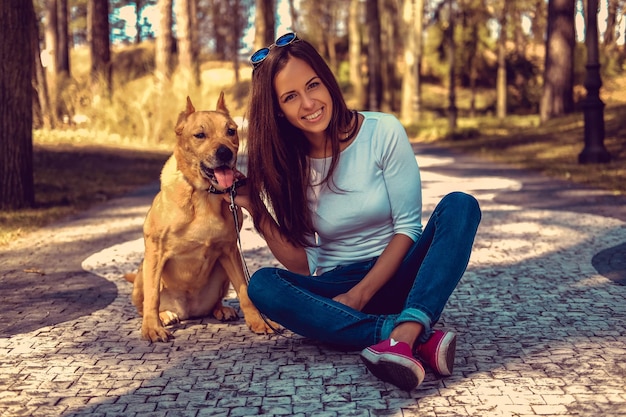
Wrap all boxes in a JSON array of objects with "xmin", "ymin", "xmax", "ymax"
[{"xmin": 273, "ymin": 56, "xmax": 333, "ymax": 142}]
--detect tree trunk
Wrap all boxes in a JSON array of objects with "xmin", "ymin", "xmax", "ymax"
[
  {"xmin": 254, "ymin": 0, "xmax": 276, "ymax": 49},
  {"xmin": 0, "ymin": 0, "xmax": 35, "ymax": 209},
  {"xmin": 57, "ymin": 0, "xmax": 70, "ymax": 75},
  {"xmin": 32, "ymin": 7, "xmax": 56, "ymax": 130},
  {"xmin": 135, "ymin": 0, "xmax": 143, "ymax": 44},
  {"xmin": 232, "ymin": 0, "xmax": 242, "ymax": 84},
  {"xmin": 288, "ymin": 0, "xmax": 298, "ymax": 32},
  {"xmin": 175, "ymin": 0, "xmax": 200, "ymax": 86},
  {"xmin": 379, "ymin": 0, "xmax": 397, "ymax": 112},
  {"xmin": 155, "ymin": 0, "xmax": 174, "ymax": 81},
  {"xmin": 366, "ymin": 0, "xmax": 382, "ymax": 111},
  {"xmin": 348, "ymin": 0, "xmax": 364, "ymax": 108},
  {"xmin": 447, "ymin": 0, "xmax": 457, "ymax": 129},
  {"xmin": 89, "ymin": 0, "xmax": 112, "ymax": 97},
  {"xmin": 212, "ymin": 0, "xmax": 227, "ymax": 59},
  {"xmin": 44, "ymin": 0, "xmax": 58, "ymax": 92},
  {"xmin": 497, "ymin": 1, "xmax": 508, "ymax": 119},
  {"xmin": 400, "ymin": 0, "xmax": 416, "ymax": 123},
  {"xmin": 540, "ymin": 0, "xmax": 575, "ymax": 122},
  {"xmin": 604, "ymin": 0, "xmax": 618, "ymax": 49},
  {"xmin": 414, "ymin": 0, "xmax": 423, "ymax": 119}
]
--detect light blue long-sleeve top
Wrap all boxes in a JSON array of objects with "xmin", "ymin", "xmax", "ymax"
[{"xmin": 304, "ymin": 112, "xmax": 423, "ymax": 275}]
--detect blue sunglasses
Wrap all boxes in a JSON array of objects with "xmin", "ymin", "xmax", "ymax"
[{"xmin": 250, "ymin": 32, "xmax": 299, "ymax": 69}]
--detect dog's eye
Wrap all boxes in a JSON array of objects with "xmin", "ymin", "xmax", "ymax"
[
  {"xmin": 227, "ymin": 128, "xmax": 236, "ymax": 136},
  {"xmin": 194, "ymin": 132, "xmax": 206, "ymax": 139}
]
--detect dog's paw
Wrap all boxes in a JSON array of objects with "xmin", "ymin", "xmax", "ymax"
[
  {"xmin": 247, "ymin": 315, "xmax": 281, "ymax": 334},
  {"xmin": 213, "ymin": 305, "xmax": 239, "ymax": 321},
  {"xmin": 159, "ymin": 310, "xmax": 180, "ymax": 326},
  {"xmin": 141, "ymin": 324, "xmax": 173, "ymax": 343}
]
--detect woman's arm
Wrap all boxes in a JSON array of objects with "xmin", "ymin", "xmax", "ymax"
[
  {"xmin": 333, "ymin": 233, "xmax": 414, "ymax": 310},
  {"xmin": 226, "ymin": 177, "xmax": 310, "ymax": 275}
]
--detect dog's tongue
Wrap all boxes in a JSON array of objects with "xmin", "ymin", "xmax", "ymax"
[{"xmin": 214, "ymin": 167, "xmax": 235, "ymax": 188}]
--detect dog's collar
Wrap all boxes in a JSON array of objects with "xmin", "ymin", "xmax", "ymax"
[{"xmin": 206, "ymin": 178, "xmax": 247, "ymax": 195}]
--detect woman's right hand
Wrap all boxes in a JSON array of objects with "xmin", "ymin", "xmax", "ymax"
[{"xmin": 224, "ymin": 169, "xmax": 251, "ymax": 211}]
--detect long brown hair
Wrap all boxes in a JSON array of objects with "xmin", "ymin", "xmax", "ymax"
[{"xmin": 246, "ymin": 37, "xmax": 355, "ymax": 246}]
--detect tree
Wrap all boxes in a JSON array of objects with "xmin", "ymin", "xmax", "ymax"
[
  {"xmin": 366, "ymin": 0, "xmax": 382, "ymax": 111},
  {"xmin": 400, "ymin": 0, "xmax": 424, "ymax": 124},
  {"xmin": 496, "ymin": 0, "xmax": 508, "ymax": 119},
  {"xmin": 89, "ymin": 0, "xmax": 112, "ymax": 96},
  {"xmin": 254, "ymin": 0, "xmax": 276, "ymax": 49},
  {"xmin": 540, "ymin": 0, "xmax": 575, "ymax": 122},
  {"xmin": 0, "ymin": 0, "xmax": 35, "ymax": 209},
  {"xmin": 446, "ymin": 0, "xmax": 457, "ymax": 129},
  {"xmin": 44, "ymin": 0, "xmax": 59, "ymax": 86},
  {"xmin": 57, "ymin": 0, "xmax": 70, "ymax": 75},
  {"xmin": 175, "ymin": 0, "xmax": 200, "ymax": 86},
  {"xmin": 155, "ymin": 0, "xmax": 174, "ymax": 81},
  {"xmin": 32, "ymin": 2, "xmax": 56, "ymax": 130},
  {"xmin": 349, "ymin": 0, "xmax": 365, "ymax": 108},
  {"xmin": 380, "ymin": 0, "xmax": 400, "ymax": 112}
]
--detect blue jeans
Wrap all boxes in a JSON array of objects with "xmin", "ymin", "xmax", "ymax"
[{"xmin": 247, "ymin": 192, "xmax": 481, "ymax": 349}]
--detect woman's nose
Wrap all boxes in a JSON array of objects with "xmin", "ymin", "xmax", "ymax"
[{"xmin": 301, "ymin": 92, "xmax": 315, "ymax": 109}]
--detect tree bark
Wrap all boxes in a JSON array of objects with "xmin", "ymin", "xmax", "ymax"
[
  {"xmin": 175, "ymin": 0, "xmax": 200, "ymax": 86},
  {"xmin": 400, "ymin": 0, "xmax": 416, "ymax": 123},
  {"xmin": 135, "ymin": 0, "xmax": 143, "ymax": 44},
  {"xmin": 497, "ymin": 1, "xmax": 508, "ymax": 119},
  {"xmin": 447, "ymin": 0, "xmax": 457, "ymax": 129},
  {"xmin": 32, "ymin": 7, "xmax": 55, "ymax": 130},
  {"xmin": 604, "ymin": 0, "xmax": 618, "ymax": 49},
  {"xmin": 348, "ymin": 0, "xmax": 364, "ymax": 108},
  {"xmin": 540, "ymin": 0, "xmax": 575, "ymax": 122},
  {"xmin": 254, "ymin": 0, "xmax": 276, "ymax": 49},
  {"xmin": 89, "ymin": 0, "xmax": 112, "ymax": 97},
  {"xmin": 57, "ymin": 0, "xmax": 70, "ymax": 75},
  {"xmin": 155, "ymin": 0, "xmax": 174, "ymax": 81},
  {"xmin": 366, "ymin": 0, "xmax": 382, "ymax": 111},
  {"xmin": 44, "ymin": 0, "xmax": 59, "ymax": 88},
  {"xmin": 0, "ymin": 0, "xmax": 35, "ymax": 209}
]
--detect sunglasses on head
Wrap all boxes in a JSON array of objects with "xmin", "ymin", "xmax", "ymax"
[{"xmin": 250, "ymin": 32, "xmax": 299, "ymax": 69}]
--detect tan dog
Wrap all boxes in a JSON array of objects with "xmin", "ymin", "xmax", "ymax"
[{"xmin": 126, "ymin": 93, "xmax": 275, "ymax": 342}]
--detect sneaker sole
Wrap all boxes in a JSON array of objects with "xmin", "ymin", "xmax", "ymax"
[
  {"xmin": 360, "ymin": 348, "xmax": 425, "ymax": 391},
  {"xmin": 434, "ymin": 331, "xmax": 457, "ymax": 376}
]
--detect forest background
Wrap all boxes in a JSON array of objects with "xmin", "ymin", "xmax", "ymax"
[{"xmin": 0, "ymin": 0, "xmax": 625, "ymax": 245}]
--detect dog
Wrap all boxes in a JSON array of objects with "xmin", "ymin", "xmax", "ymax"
[{"xmin": 125, "ymin": 93, "xmax": 276, "ymax": 342}]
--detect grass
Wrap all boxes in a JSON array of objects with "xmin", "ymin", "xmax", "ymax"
[
  {"xmin": 411, "ymin": 107, "xmax": 626, "ymax": 195},
  {"xmin": 1, "ymin": 43, "xmax": 625, "ymax": 246},
  {"xmin": 0, "ymin": 139, "xmax": 170, "ymax": 246}
]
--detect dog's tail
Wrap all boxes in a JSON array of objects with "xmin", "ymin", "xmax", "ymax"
[{"xmin": 124, "ymin": 272, "xmax": 136, "ymax": 283}]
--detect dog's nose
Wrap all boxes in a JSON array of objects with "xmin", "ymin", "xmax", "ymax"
[{"xmin": 216, "ymin": 145, "xmax": 233, "ymax": 163}]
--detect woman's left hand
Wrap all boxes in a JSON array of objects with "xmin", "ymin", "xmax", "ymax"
[{"xmin": 332, "ymin": 291, "xmax": 367, "ymax": 311}]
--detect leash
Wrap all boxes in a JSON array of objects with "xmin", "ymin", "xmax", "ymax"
[{"xmin": 228, "ymin": 181, "xmax": 289, "ymax": 337}]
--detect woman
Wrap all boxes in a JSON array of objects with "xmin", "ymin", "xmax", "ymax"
[{"xmin": 230, "ymin": 33, "xmax": 481, "ymax": 391}]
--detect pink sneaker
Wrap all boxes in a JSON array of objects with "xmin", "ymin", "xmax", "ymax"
[
  {"xmin": 360, "ymin": 338, "xmax": 425, "ymax": 391},
  {"xmin": 414, "ymin": 329, "xmax": 457, "ymax": 376}
]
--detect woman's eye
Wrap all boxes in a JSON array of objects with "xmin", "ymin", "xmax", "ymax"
[
  {"xmin": 194, "ymin": 132, "xmax": 206, "ymax": 139},
  {"xmin": 283, "ymin": 93, "xmax": 296, "ymax": 103},
  {"xmin": 308, "ymin": 81, "xmax": 320, "ymax": 89}
]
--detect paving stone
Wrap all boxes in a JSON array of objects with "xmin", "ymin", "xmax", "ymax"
[{"xmin": 2, "ymin": 145, "xmax": 626, "ymax": 417}]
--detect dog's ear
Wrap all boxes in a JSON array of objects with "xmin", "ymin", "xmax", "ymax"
[
  {"xmin": 185, "ymin": 96, "xmax": 196, "ymax": 114},
  {"xmin": 175, "ymin": 97, "xmax": 196, "ymax": 135},
  {"xmin": 216, "ymin": 91, "xmax": 230, "ymax": 116}
]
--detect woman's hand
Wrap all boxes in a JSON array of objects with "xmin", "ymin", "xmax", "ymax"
[
  {"xmin": 333, "ymin": 290, "xmax": 368, "ymax": 311},
  {"xmin": 222, "ymin": 170, "xmax": 251, "ymax": 211}
]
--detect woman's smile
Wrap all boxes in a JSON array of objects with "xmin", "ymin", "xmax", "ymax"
[{"xmin": 303, "ymin": 108, "xmax": 323, "ymax": 121}]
